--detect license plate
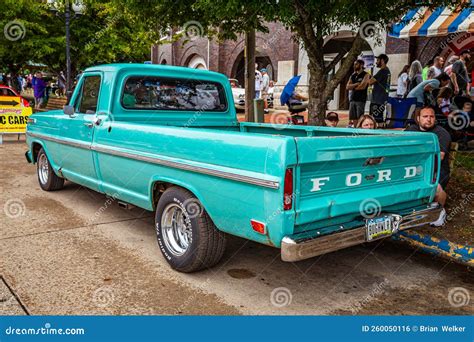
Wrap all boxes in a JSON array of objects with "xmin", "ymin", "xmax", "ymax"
[{"xmin": 366, "ymin": 215, "xmax": 396, "ymax": 241}]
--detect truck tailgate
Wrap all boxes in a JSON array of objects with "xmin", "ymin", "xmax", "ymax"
[{"xmin": 294, "ymin": 133, "xmax": 439, "ymax": 228}]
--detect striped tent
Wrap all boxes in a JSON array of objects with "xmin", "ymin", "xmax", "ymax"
[{"xmin": 389, "ymin": 1, "xmax": 473, "ymax": 38}]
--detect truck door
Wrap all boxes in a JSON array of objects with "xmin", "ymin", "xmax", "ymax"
[{"xmin": 59, "ymin": 74, "xmax": 102, "ymax": 191}]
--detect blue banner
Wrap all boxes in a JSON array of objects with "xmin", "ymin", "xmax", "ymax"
[{"xmin": 0, "ymin": 316, "xmax": 472, "ymax": 342}]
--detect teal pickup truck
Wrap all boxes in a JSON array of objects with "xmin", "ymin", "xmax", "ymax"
[{"xmin": 26, "ymin": 64, "xmax": 442, "ymax": 272}]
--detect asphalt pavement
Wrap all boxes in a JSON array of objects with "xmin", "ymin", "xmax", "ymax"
[{"xmin": 1, "ymin": 140, "xmax": 472, "ymax": 315}]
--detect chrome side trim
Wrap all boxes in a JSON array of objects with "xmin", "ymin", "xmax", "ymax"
[
  {"xmin": 28, "ymin": 131, "xmax": 90, "ymax": 149},
  {"xmin": 281, "ymin": 203, "xmax": 442, "ymax": 262},
  {"xmin": 26, "ymin": 132, "xmax": 280, "ymax": 189},
  {"xmin": 91, "ymin": 144, "xmax": 279, "ymax": 189}
]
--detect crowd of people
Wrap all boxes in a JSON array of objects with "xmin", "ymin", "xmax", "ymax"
[
  {"xmin": 0, "ymin": 71, "xmax": 67, "ymax": 109},
  {"xmin": 344, "ymin": 49, "xmax": 472, "ymax": 132}
]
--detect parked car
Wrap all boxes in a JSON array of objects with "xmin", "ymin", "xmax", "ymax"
[
  {"xmin": 0, "ymin": 85, "xmax": 31, "ymax": 108},
  {"xmin": 26, "ymin": 64, "xmax": 442, "ymax": 273},
  {"xmin": 229, "ymin": 78, "xmax": 245, "ymax": 111}
]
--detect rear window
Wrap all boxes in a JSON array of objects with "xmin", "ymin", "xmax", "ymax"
[{"xmin": 121, "ymin": 76, "xmax": 227, "ymax": 112}]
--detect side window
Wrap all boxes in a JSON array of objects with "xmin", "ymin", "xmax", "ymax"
[
  {"xmin": 76, "ymin": 76, "xmax": 101, "ymax": 114},
  {"xmin": 121, "ymin": 76, "xmax": 227, "ymax": 112}
]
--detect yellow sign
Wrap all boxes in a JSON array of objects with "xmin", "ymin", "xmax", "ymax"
[{"xmin": 0, "ymin": 96, "xmax": 33, "ymax": 133}]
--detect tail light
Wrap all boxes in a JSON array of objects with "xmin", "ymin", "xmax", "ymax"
[
  {"xmin": 284, "ymin": 168, "xmax": 294, "ymax": 210},
  {"xmin": 432, "ymin": 154, "xmax": 439, "ymax": 184},
  {"xmin": 21, "ymin": 98, "xmax": 29, "ymax": 107}
]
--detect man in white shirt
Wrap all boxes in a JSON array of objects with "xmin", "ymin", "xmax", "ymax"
[
  {"xmin": 427, "ymin": 56, "xmax": 444, "ymax": 79},
  {"xmin": 260, "ymin": 68, "xmax": 270, "ymax": 112},
  {"xmin": 255, "ymin": 63, "xmax": 262, "ymax": 99}
]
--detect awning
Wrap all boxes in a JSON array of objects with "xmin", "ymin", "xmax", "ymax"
[{"xmin": 389, "ymin": 1, "xmax": 473, "ymax": 38}]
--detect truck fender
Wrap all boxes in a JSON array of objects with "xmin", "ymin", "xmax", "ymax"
[
  {"xmin": 29, "ymin": 139, "xmax": 63, "ymax": 177},
  {"xmin": 149, "ymin": 176, "xmax": 219, "ymax": 229}
]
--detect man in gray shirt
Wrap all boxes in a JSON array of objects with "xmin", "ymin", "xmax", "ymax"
[
  {"xmin": 451, "ymin": 49, "xmax": 471, "ymax": 96},
  {"xmin": 367, "ymin": 54, "xmax": 391, "ymax": 124}
]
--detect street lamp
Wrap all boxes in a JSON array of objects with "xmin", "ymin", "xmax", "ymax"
[{"xmin": 47, "ymin": 0, "xmax": 84, "ymax": 100}]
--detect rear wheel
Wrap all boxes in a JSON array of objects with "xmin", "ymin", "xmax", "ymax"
[
  {"xmin": 155, "ymin": 186, "xmax": 226, "ymax": 273},
  {"xmin": 37, "ymin": 148, "xmax": 64, "ymax": 191}
]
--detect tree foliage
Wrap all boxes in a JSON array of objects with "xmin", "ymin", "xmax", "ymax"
[{"xmin": 0, "ymin": 0, "xmax": 154, "ymax": 75}]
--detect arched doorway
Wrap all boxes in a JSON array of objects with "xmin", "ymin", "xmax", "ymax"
[
  {"xmin": 186, "ymin": 54, "xmax": 207, "ymax": 69},
  {"xmin": 231, "ymin": 50, "xmax": 275, "ymax": 86},
  {"xmin": 160, "ymin": 59, "xmax": 168, "ymax": 65}
]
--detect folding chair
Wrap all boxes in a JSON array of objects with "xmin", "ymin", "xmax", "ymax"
[{"xmin": 385, "ymin": 97, "xmax": 417, "ymax": 129}]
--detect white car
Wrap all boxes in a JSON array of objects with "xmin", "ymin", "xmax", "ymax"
[{"xmin": 229, "ymin": 79, "xmax": 245, "ymax": 111}]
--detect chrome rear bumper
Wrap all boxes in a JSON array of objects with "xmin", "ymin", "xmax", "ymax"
[{"xmin": 281, "ymin": 203, "xmax": 442, "ymax": 262}]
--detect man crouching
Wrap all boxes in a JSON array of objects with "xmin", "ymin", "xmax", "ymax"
[{"xmin": 405, "ymin": 106, "xmax": 451, "ymax": 226}]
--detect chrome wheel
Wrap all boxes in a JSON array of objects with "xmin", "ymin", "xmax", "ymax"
[
  {"xmin": 161, "ymin": 203, "xmax": 192, "ymax": 256},
  {"xmin": 38, "ymin": 153, "xmax": 49, "ymax": 185}
]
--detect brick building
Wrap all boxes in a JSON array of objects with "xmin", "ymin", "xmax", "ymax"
[{"xmin": 151, "ymin": 22, "xmax": 299, "ymax": 87}]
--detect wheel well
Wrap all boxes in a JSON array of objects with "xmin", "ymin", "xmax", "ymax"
[
  {"xmin": 151, "ymin": 181, "xmax": 204, "ymax": 210},
  {"xmin": 31, "ymin": 142, "xmax": 43, "ymax": 163},
  {"xmin": 152, "ymin": 181, "xmax": 181, "ymax": 209}
]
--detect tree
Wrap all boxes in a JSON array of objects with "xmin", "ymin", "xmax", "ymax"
[
  {"xmin": 0, "ymin": 0, "xmax": 153, "ymax": 77},
  {"xmin": 270, "ymin": 0, "xmax": 463, "ymax": 125},
  {"xmin": 118, "ymin": 0, "xmax": 463, "ymax": 125}
]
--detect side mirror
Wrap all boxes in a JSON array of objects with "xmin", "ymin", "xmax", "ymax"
[{"xmin": 63, "ymin": 105, "xmax": 75, "ymax": 116}]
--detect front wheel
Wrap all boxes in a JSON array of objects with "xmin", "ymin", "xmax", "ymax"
[
  {"xmin": 155, "ymin": 187, "xmax": 226, "ymax": 273},
  {"xmin": 37, "ymin": 148, "xmax": 64, "ymax": 191}
]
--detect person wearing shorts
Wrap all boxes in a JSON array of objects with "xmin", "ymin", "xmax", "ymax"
[
  {"xmin": 346, "ymin": 59, "xmax": 369, "ymax": 127},
  {"xmin": 367, "ymin": 54, "xmax": 391, "ymax": 124}
]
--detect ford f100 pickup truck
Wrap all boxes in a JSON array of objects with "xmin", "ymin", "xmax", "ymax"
[{"xmin": 25, "ymin": 64, "xmax": 442, "ymax": 272}]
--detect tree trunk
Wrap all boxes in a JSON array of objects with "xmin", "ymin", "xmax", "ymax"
[
  {"xmin": 244, "ymin": 30, "xmax": 256, "ymax": 122},
  {"xmin": 307, "ymin": 63, "xmax": 327, "ymax": 126},
  {"xmin": 306, "ymin": 34, "xmax": 366, "ymax": 126}
]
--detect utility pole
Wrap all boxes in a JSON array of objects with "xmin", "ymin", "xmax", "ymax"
[
  {"xmin": 65, "ymin": 2, "xmax": 72, "ymax": 100},
  {"xmin": 244, "ymin": 30, "xmax": 256, "ymax": 122}
]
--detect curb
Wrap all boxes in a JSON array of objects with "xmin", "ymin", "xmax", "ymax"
[{"xmin": 391, "ymin": 230, "xmax": 474, "ymax": 267}]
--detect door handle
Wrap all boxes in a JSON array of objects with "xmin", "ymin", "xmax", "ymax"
[{"xmin": 84, "ymin": 122, "xmax": 94, "ymax": 128}]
